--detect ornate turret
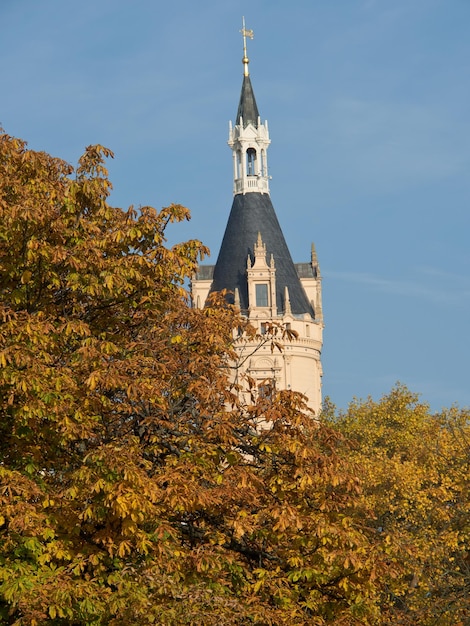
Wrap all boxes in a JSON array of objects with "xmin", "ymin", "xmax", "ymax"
[
  {"xmin": 228, "ymin": 18, "xmax": 270, "ymax": 195},
  {"xmin": 191, "ymin": 19, "xmax": 324, "ymax": 413}
]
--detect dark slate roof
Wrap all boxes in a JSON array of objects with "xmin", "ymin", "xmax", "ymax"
[
  {"xmin": 295, "ymin": 262, "xmax": 316, "ymax": 279},
  {"xmin": 236, "ymin": 75, "xmax": 260, "ymax": 128},
  {"xmin": 209, "ymin": 193, "xmax": 314, "ymax": 317},
  {"xmin": 195, "ymin": 265, "xmax": 214, "ymax": 280}
]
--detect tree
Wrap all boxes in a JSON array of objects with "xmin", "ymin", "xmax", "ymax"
[
  {"xmin": 326, "ymin": 385, "xmax": 470, "ymax": 625},
  {"xmin": 0, "ymin": 131, "xmax": 388, "ymax": 625}
]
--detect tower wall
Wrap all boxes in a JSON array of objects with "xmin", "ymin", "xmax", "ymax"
[{"xmin": 192, "ymin": 232, "xmax": 324, "ymax": 415}]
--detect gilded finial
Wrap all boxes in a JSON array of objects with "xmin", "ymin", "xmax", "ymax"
[{"xmin": 240, "ymin": 16, "xmax": 254, "ymax": 76}]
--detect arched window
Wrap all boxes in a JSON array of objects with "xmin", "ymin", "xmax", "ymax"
[
  {"xmin": 236, "ymin": 150, "xmax": 242, "ymax": 178},
  {"xmin": 260, "ymin": 150, "xmax": 266, "ymax": 176},
  {"xmin": 246, "ymin": 148, "xmax": 256, "ymax": 176}
]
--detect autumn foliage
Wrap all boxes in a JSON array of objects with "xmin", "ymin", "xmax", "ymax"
[
  {"xmin": 326, "ymin": 387, "xmax": 470, "ymax": 625},
  {"xmin": 0, "ymin": 131, "xmax": 469, "ymax": 624}
]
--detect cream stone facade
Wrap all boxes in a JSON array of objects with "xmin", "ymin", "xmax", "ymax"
[{"xmin": 191, "ymin": 24, "xmax": 324, "ymax": 414}]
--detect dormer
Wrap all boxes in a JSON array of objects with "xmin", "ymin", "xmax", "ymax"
[{"xmin": 247, "ymin": 232, "xmax": 277, "ymax": 317}]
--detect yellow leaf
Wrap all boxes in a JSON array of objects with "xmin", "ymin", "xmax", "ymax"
[
  {"xmin": 21, "ymin": 270, "xmax": 32, "ymax": 284},
  {"xmin": 86, "ymin": 372, "xmax": 98, "ymax": 390}
]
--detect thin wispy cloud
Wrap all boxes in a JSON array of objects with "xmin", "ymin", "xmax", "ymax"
[{"xmin": 325, "ymin": 267, "xmax": 470, "ymax": 305}]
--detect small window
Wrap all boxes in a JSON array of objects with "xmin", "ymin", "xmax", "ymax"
[
  {"xmin": 260, "ymin": 150, "xmax": 266, "ymax": 176},
  {"xmin": 236, "ymin": 150, "xmax": 242, "ymax": 178},
  {"xmin": 256, "ymin": 284, "xmax": 269, "ymax": 307},
  {"xmin": 258, "ymin": 380, "xmax": 274, "ymax": 400},
  {"xmin": 247, "ymin": 148, "xmax": 256, "ymax": 176},
  {"xmin": 260, "ymin": 322, "xmax": 267, "ymax": 335}
]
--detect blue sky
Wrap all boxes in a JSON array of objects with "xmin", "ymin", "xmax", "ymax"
[{"xmin": 2, "ymin": 0, "xmax": 469, "ymax": 411}]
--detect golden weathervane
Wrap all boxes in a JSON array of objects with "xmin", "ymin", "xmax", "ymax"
[{"xmin": 240, "ymin": 16, "xmax": 254, "ymax": 76}]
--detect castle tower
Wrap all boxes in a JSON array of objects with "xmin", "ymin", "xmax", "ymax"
[{"xmin": 191, "ymin": 20, "xmax": 323, "ymax": 413}]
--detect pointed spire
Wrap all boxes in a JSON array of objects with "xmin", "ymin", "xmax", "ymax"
[
  {"xmin": 234, "ymin": 287, "xmax": 241, "ymax": 309},
  {"xmin": 311, "ymin": 242, "xmax": 321, "ymax": 278},
  {"xmin": 236, "ymin": 76, "xmax": 260, "ymax": 128},
  {"xmin": 310, "ymin": 243, "xmax": 323, "ymax": 321},
  {"xmin": 253, "ymin": 231, "xmax": 267, "ymax": 264},
  {"xmin": 229, "ymin": 18, "xmax": 270, "ymax": 194},
  {"xmin": 284, "ymin": 286, "xmax": 292, "ymax": 315}
]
